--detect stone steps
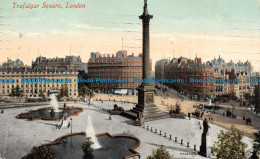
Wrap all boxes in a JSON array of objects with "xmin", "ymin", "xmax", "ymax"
[{"xmin": 122, "ymin": 110, "xmax": 170, "ymax": 122}]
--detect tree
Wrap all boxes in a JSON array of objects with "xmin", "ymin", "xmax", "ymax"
[
  {"xmin": 9, "ymin": 88, "xmax": 16, "ymax": 97},
  {"xmin": 211, "ymin": 125, "xmax": 247, "ymax": 159},
  {"xmin": 146, "ymin": 145, "xmax": 172, "ymax": 159},
  {"xmin": 39, "ymin": 91, "xmax": 46, "ymax": 99},
  {"xmin": 31, "ymin": 146, "xmax": 56, "ymax": 159},
  {"xmin": 251, "ymin": 131, "xmax": 260, "ymax": 159},
  {"xmin": 57, "ymin": 84, "xmax": 68, "ymax": 100},
  {"xmin": 78, "ymin": 86, "xmax": 90, "ymax": 98},
  {"xmin": 82, "ymin": 137, "xmax": 94, "ymax": 159},
  {"xmin": 9, "ymin": 85, "xmax": 23, "ymax": 97}
]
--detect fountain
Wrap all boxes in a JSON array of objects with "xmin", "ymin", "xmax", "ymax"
[
  {"xmin": 16, "ymin": 95, "xmax": 84, "ymax": 120},
  {"xmin": 50, "ymin": 94, "xmax": 63, "ymax": 112},
  {"xmin": 85, "ymin": 115, "xmax": 101, "ymax": 149},
  {"xmin": 208, "ymin": 99, "xmax": 213, "ymax": 106},
  {"xmin": 22, "ymin": 114, "xmax": 140, "ymax": 158},
  {"xmin": 89, "ymin": 97, "xmax": 93, "ymax": 105}
]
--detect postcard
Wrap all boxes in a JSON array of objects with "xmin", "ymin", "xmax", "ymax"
[{"xmin": 0, "ymin": 0, "xmax": 260, "ymax": 159}]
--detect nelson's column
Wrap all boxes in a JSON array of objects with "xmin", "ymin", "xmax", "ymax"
[{"xmin": 123, "ymin": 0, "xmax": 170, "ymax": 122}]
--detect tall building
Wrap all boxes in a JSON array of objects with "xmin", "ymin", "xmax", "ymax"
[
  {"xmin": 214, "ymin": 70, "xmax": 230, "ymax": 98},
  {"xmin": 235, "ymin": 71, "xmax": 251, "ymax": 101},
  {"xmin": 88, "ymin": 51, "xmax": 151, "ymax": 95},
  {"xmin": 0, "ymin": 68, "xmax": 78, "ymax": 98},
  {"xmin": 162, "ymin": 56, "xmax": 215, "ymax": 99},
  {"xmin": 155, "ymin": 59, "xmax": 169, "ymax": 79},
  {"xmin": 206, "ymin": 55, "xmax": 253, "ymax": 75},
  {"xmin": 32, "ymin": 56, "xmax": 82, "ymax": 71},
  {"xmin": 225, "ymin": 69, "xmax": 237, "ymax": 98}
]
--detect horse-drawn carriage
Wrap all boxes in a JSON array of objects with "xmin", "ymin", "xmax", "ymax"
[{"xmin": 192, "ymin": 109, "xmax": 201, "ymax": 118}]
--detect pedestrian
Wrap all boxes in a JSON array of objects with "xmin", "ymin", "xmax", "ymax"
[
  {"xmin": 188, "ymin": 113, "xmax": 191, "ymax": 120},
  {"xmin": 198, "ymin": 121, "xmax": 201, "ymax": 130},
  {"xmin": 1, "ymin": 110, "xmax": 3, "ymax": 114},
  {"xmin": 201, "ymin": 112, "xmax": 204, "ymax": 118},
  {"xmin": 68, "ymin": 122, "xmax": 70, "ymax": 128}
]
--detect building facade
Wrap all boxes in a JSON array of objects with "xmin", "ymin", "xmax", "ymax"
[
  {"xmin": 206, "ymin": 55, "xmax": 253, "ymax": 75},
  {"xmin": 32, "ymin": 56, "xmax": 82, "ymax": 71},
  {"xmin": 88, "ymin": 51, "xmax": 151, "ymax": 95},
  {"xmin": 155, "ymin": 59, "xmax": 169, "ymax": 79},
  {"xmin": 214, "ymin": 71, "xmax": 230, "ymax": 98},
  {"xmin": 0, "ymin": 68, "xmax": 78, "ymax": 98},
  {"xmin": 163, "ymin": 56, "xmax": 215, "ymax": 99},
  {"xmin": 1, "ymin": 58, "xmax": 24, "ymax": 68},
  {"xmin": 235, "ymin": 71, "xmax": 251, "ymax": 102}
]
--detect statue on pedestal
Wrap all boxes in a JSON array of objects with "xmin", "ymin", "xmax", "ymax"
[
  {"xmin": 199, "ymin": 118, "xmax": 210, "ymax": 157},
  {"xmin": 203, "ymin": 118, "xmax": 210, "ymax": 134}
]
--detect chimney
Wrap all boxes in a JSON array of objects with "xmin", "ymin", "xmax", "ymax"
[
  {"xmin": 103, "ymin": 54, "xmax": 106, "ymax": 58},
  {"xmin": 132, "ymin": 53, "xmax": 134, "ymax": 57},
  {"xmin": 139, "ymin": 53, "xmax": 143, "ymax": 57},
  {"xmin": 122, "ymin": 54, "xmax": 127, "ymax": 58},
  {"xmin": 107, "ymin": 54, "xmax": 110, "ymax": 58},
  {"xmin": 112, "ymin": 54, "xmax": 115, "ymax": 58},
  {"xmin": 95, "ymin": 54, "xmax": 98, "ymax": 59},
  {"xmin": 100, "ymin": 54, "xmax": 102, "ymax": 58}
]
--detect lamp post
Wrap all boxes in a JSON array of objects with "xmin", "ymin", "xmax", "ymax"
[{"xmin": 70, "ymin": 118, "xmax": 73, "ymax": 133}]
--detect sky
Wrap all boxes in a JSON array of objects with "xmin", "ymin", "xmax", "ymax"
[{"xmin": 0, "ymin": 0, "xmax": 260, "ymax": 71}]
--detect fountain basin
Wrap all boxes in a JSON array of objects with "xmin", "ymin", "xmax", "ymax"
[
  {"xmin": 16, "ymin": 106, "xmax": 83, "ymax": 121},
  {"xmin": 23, "ymin": 132, "xmax": 141, "ymax": 159}
]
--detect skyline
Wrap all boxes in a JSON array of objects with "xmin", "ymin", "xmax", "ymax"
[{"xmin": 0, "ymin": 0, "xmax": 260, "ymax": 71}]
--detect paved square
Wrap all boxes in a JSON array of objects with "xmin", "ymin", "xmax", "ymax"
[{"xmin": 0, "ymin": 101, "xmax": 253, "ymax": 159}]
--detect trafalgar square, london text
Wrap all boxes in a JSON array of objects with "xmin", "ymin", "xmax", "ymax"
[{"xmin": 12, "ymin": 1, "xmax": 86, "ymax": 9}]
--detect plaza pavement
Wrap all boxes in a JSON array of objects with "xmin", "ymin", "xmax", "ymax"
[
  {"xmin": 0, "ymin": 101, "xmax": 253, "ymax": 159},
  {"xmin": 94, "ymin": 93, "xmax": 260, "ymax": 139}
]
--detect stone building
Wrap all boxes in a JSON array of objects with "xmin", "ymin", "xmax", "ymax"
[
  {"xmin": 206, "ymin": 55, "xmax": 253, "ymax": 75},
  {"xmin": 88, "ymin": 51, "xmax": 151, "ymax": 95},
  {"xmin": 163, "ymin": 56, "xmax": 215, "ymax": 99},
  {"xmin": 156, "ymin": 55, "xmax": 254, "ymax": 100},
  {"xmin": 225, "ymin": 69, "xmax": 237, "ymax": 98},
  {"xmin": 32, "ymin": 56, "xmax": 82, "ymax": 71},
  {"xmin": 214, "ymin": 70, "xmax": 230, "ymax": 98},
  {"xmin": 0, "ymin": 68, "xmax": 78, "ymax": 98},
  {"xmin": 1, "ymin": 58, "xmax": 24, "ymax": 68},
  {"xmin": 155, "ymin": 59, "xmax": 169, "ymax": 79},
  {"xmin": 235, "ymin": 71, "xmax": 251, "ymax": 102}
]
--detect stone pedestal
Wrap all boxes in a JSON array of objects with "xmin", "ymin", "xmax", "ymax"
[{"xmin": 199, "ymin": 133, "xmax": 207, "ymax": 157}]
